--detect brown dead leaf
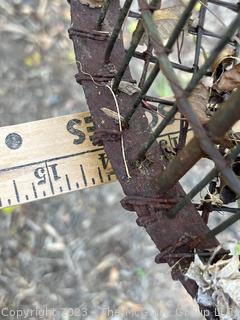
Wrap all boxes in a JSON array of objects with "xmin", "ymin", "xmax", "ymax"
[
  {"xmin": 101, "ymin": 107, "xmax": 124, "ymax": 122},
  {"xmin": 78, "ymin": 0, "xmax": 103, "ymax": 8},
  {"xmin": 186, "ymin": 249, "xmax": 240, "ymax": 319},
  {"xmin": 215, "ymin": 63, "xmax": 240, "ymax": 93},
  {"xmin": 153, "ymin": 5, "xmax": 186, "ymax": 41},
  {"xmin": 211, "ymin": 46, "xmax": 235, "ymax": 75},
  {"xmin": 141, "ymin": 4, "xmax": 186, "ymax": 45},
  {"xmin": 119, "ymin": 81, "xmax": 140, "ymax": 95},
  {"xmin": 188, "ymin": 77, "xmax": 211, "ymax": 124}
]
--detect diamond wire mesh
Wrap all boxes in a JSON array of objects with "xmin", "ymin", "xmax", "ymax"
[{"xmin": 96, "ymin": 0, "xmax": 240, "ymax": 241}]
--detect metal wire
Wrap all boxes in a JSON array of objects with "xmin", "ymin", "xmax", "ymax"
[
  {"xmin": 124, "ymin": 0, "xmax": 198, "ymax": 124},
  {"xmin": 104, "ymin": 0, "xmax": 134, "ymax": 62},
  {"xmin": 96, "ymin": 0, "xmax": 111, "ymax": 30},
  {"xmin": 96, "ymin": 0, "xmax": 240, "ymax": 238},
  {"xmin": 168, "ymin": 144, "xmax": 240, "ymax": 218},
  {"xmin": 137, "ymin": 0, "xmax": 240, "ymax": 196},
  {"xmin": 112, "ymin": 0, "xmax": 162, "ymax": 92}
]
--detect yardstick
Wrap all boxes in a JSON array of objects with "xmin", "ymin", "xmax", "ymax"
[
  {"xmin": 0, "ymin": 109, "xmax": 188, "ymax": 209},
  {"xmin": 1, "ymin": 109, "xmax": 237, "ymax": 209},
  {"xmin": 0, "ymin": 112, "xmax": 116, "ymax": 209}
]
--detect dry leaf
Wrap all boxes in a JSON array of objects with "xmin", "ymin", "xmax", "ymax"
[
  {"xmin": 215, "ymin": 64, "xmax": 240, "ymax": 93},
  {"xmin": 101, "ymin": 107, "xmax": 124, "ymax": 122},
  {"xmin": 141, "ymin": 3, "xmax": 186, "ymax": 45},
  {"xmin": 188, "ymin": 77, "xmax": 211, "ymax": 124},
  {"xmin": 118, "ymin": 81, "xmax": 140, "ymax": 95},
  {"xmin": 152, "ymin": 5, "xmax": 186, "ymax": 41},
  {"xmin": 211, "ymin": 46, "xmax": 235, "ymax": 75},
  {"xmin": 186, "ymin": 245, "xmax": 240, "ymax": 320},
  {"xmin": 78, "ymin": 0, "xmax": 103, "ymax": 8}
]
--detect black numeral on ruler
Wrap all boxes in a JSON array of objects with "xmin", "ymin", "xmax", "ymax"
[{"xmin": 0, "ymin": 149, "xmax": 115, "ymax": 208}]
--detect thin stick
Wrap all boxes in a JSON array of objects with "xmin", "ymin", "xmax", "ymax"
[
  {"xmin": 74, "ymin": 60, "xmax": 132, "ymax": 179},
  {"xmin": 106, "ymin": 84, "xmax": 132, "ymax": 179}
]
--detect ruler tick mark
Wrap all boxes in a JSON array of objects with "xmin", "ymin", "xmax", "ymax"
[
  {"xmin": 80, "ymin": 164, "xmax": 87, "ymax": 187},
  {"xmin": 59, "ymin": 186, "xmax": 63, "ymax": 192},
  {"xmin": 25, "ymin": 195, "xmax": 29, "ymax": 200},
  {"xmin": 65, "ymin": 174, "xmax": 71, "ymax": 191},
  {"xmin": 43, "ymin": 191, "xmax": 46, "ymax": 197},
  {"xmin": 86, "ymin": 125, "xmax": 95, "ymax": 133},
  {"xmin": 8, "ymin": 199, "xmax": 11, "ymax": 205},
  {"xmin": 84, "ymin": 116, "xmax": 92, "ymax": 124},
  {"xmin": 13, "ymin": 180, "xmax": 20, "ymax": 203},
  {"xmin": 92, "ymin": 178, "xmax": 96, "ymax": 185},
  {"xmin": 98, "ymin": 167, "xmax": 103, "ymax": 183},
  {"xmin": 76, "ymin": 182, "xmax": 80, "ymax": 189},
  {"xmin": 45, "ymin": 162, "xmax": 54, "ymax": 195},
  {"xmin": 32, "ymin": 183, "xmax": 38, "ymax": 199}
]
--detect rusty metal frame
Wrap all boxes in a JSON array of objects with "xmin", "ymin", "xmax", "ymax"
[{"xmin": 68, "ymin": 0, "xmax": 240, "ymax": 318}]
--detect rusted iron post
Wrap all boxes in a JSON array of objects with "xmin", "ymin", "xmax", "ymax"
[{"xmin": 68, "ymin": 0, "xmax": 239, "ymax": 318}]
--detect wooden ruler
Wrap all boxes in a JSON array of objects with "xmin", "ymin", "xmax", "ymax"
[
  {"xmin": 1, "ymin": 110, "xmax": 238, "ymax": 209},
  {"xmin": 0, "ymin": 112, "xmax": 116, "ymax": 209}
]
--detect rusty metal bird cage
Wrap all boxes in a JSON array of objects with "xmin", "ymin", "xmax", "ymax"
[{"xmin": 68, "ymin": 0, "xmax": 240, "ymax": 318}]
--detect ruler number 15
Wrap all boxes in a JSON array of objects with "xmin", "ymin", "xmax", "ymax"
[{"xmin": 34, "ymin": 118, "xmax": 87, "ymax": 186}]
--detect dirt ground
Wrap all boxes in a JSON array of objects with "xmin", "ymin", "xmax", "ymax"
[{"xmin": 0, "ymin": 1, "xmax": 238, "ymax": 320}]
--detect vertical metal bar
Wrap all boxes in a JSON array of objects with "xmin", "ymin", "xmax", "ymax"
[
  {"xmin": 139, "ymin": 41, "xmax": 153, "ymax": 88},
  {"xmin": 112, "ymin": 21, "xmax": 145, "ymax": 92},
  {"xmin": 124, "ymin": 0, "xmax": 198, "ymax": 122},
  {"xmin": 105, "ymin": 0, "xmax": 134, "ymax": 61},
  {"xmin": 96, "ymin": 0, "xmax": 111, "ymax": 30},
  {"xmin": 192, "ymin": 2, "xmax": 207, "ymax": 74},
  {"xmin": 177, "ymin": 2, "xmax": 206, "ymax": 153},
  {"xmin": 124, "ymin": 63, "xmax": 160, "ymax": 122},
  {"xmin": 112, "ymin": 0, "xmax": 162, "ymax": 92}
]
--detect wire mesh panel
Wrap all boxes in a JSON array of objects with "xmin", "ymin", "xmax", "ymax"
[{"xmin": 68, "ymin": 0, "xmax": 240, "ymax": 318}]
